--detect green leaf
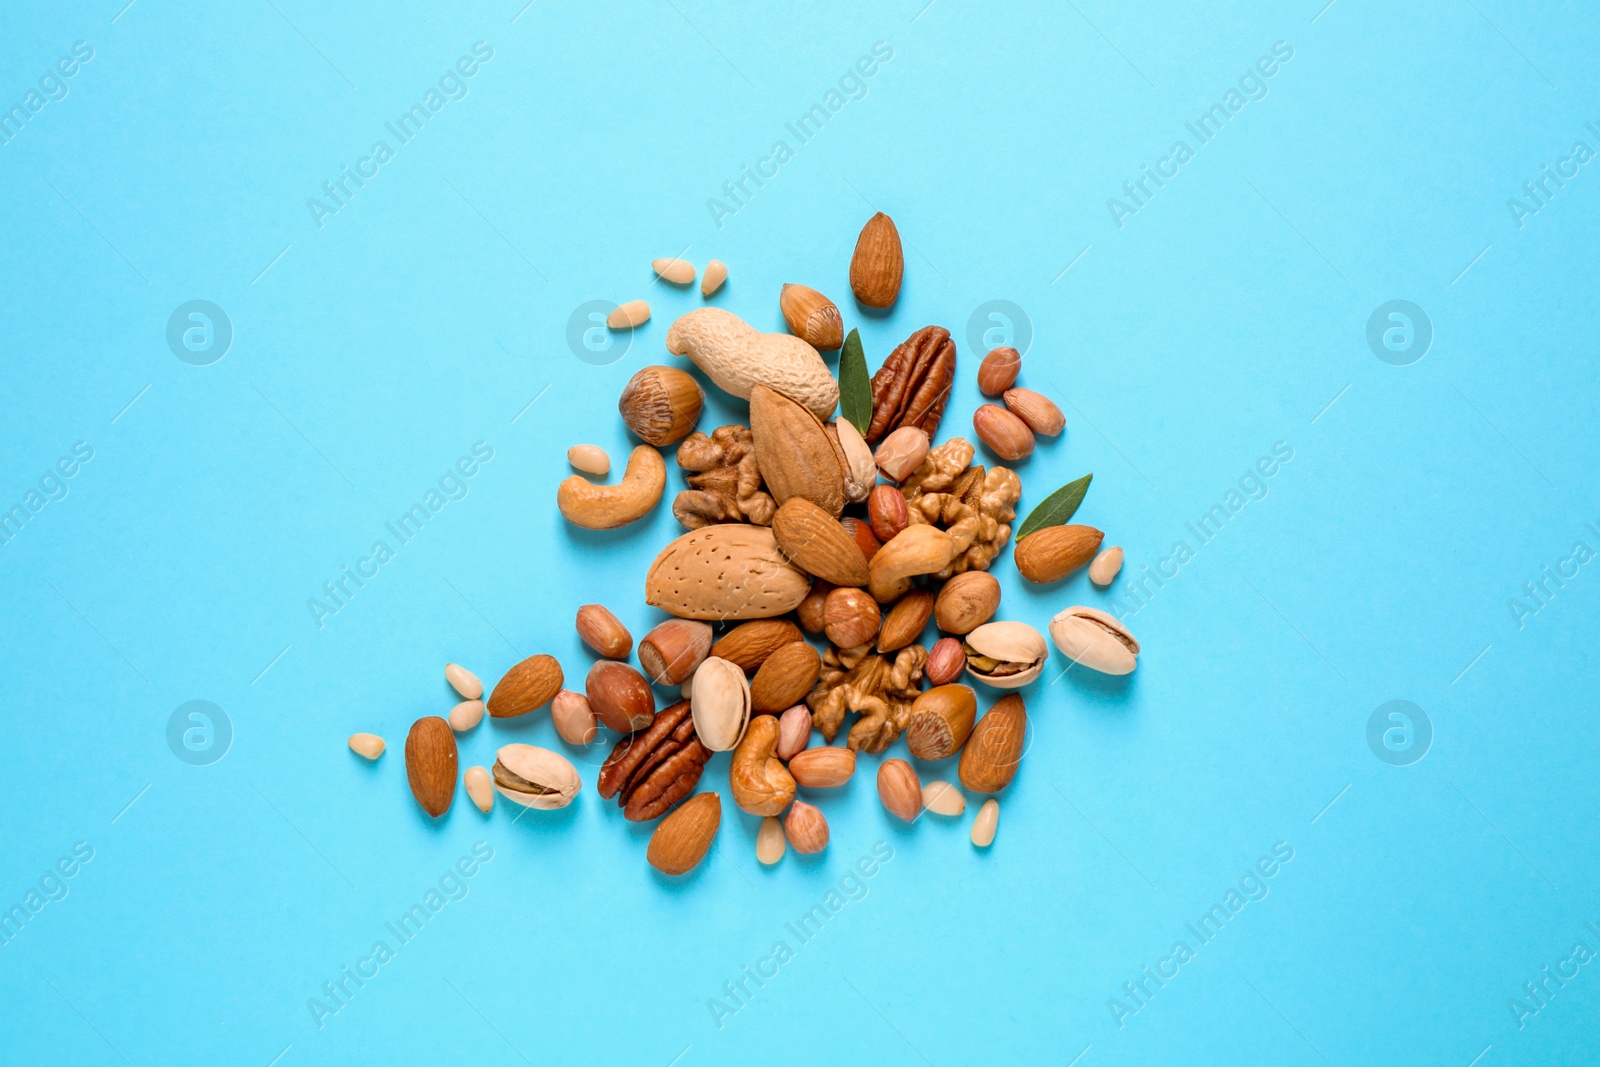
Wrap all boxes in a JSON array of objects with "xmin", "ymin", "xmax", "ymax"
[
  {"xmin": 838, "ymin": 328, "xmax": 872, "ymax": 435},
  {"xmin": 1016, "ymin": 474, "xmax": 1093, "ymax": 540}
]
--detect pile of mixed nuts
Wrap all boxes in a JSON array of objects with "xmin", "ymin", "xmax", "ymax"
[{"xmin": 352, "ymin": 213, "xmax": 1142, "ymax": 877}]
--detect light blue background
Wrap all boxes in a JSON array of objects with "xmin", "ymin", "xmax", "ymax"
[{"xmin": 3, "ymin": 0, "xmax": 1598, "ymax": 1063}]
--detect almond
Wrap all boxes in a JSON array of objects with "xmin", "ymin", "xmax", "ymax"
[
  {"xmin": 712, "ymin": 619, "xmax": 805, "ymax": 673},
  {"xmin": 849, "ymin": 212, "xmax": 903, "ymax": 309},
  {"xmin": 771, "ymin": 497, "xmax": 869, "ymax": 587},
  {"xmin": 638, "ymin": 619, "xmax": 713, "ymax": 685},
  {"xmin": 487, "ymin": 654, "xmax": 564, "ymax": 718},
  {"xmin": 823, "ymin": 587, "xmax": 881, "ymax": 649},
  {"xmin": 784, "ymin": 800, "xmax": 830, "ymax": 853},
  {"xmin": 934, "ymin": 571, "xmax": 1001, "ymax": 634},
  {"xmin": 973, "ymin": 403, "xmax": 1035, "ymax": 462},
  {"xmin": 750, "ymin": 384, "xmax": 846, "ymax": 517},
  {"xmin": 586, "ymin": 660, "xmax": 656, "ymax": 733},
  {"xmin": 1002, "ymin": 387, "xmax": 1065, "ymax": 437},
  {"xmin": 749, "ymin": 641, "xmax": 822, "ymax": 713},
  {"xmin": 648, "ymin": 793, "xmax": 722, "ymax": 876},
  {"xmin": 788, "ymin": 746, "xmax": 856, "ymax": 788},
  {"xmin": 1013, "ymin": 524, "xmax": 1104, "ymax": 584},
  {"xmin": 780, "ymin": 284, "xmax": 844, "ymax": 350},
  {"xmin": 959, "ymin": 693, "xmax": 1027, "ymax": 793},
  {"xmin": 906, "ymin": 684, "xmax": 977, "ymax": 761},
  {"xmin": 404, "ymin": 717, "xmax": 457, "ymax": 817},
  {"xmin": 977, "ymin": 346, "xmax": 1021, "ymax": 395},
  {"xmin": 575, "ymin": 604, "xmax": 632, "ymax": 659},
  {"xmin": 877, "ymin": 758, "xmax": 922, "ymax": 821},
  {"xmin": 878, "ymin": 589, "xmax": 935, "ymax": 652},
  {"xmin": 645, "ymin": 525, "xmax": 811, "ymax": 620}
]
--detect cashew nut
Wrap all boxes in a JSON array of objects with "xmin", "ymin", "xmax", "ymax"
[
  {"xmin": 729, "ymin": 714, "xmax": 795, "ymax": 816},
  {"xmin": 664, "ymin": 307, "xmax": 839, "ymax": 421},
  {"xmin": 867, "ymin": 524, "xmax": 959, "ymax": 602},
  {"xmin": 557, "ymin": 445, "xmax": 665, "ymax": 530}
]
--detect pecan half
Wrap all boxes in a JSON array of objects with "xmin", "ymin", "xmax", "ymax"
[
  {"xmin": 865, "ymin": 326, "xmax": 956, "ymax": 444},
  {"xmin": 597, "ymin": 700, "xmax": 712, "ymax": 820}
]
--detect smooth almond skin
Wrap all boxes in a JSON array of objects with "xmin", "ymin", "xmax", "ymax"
[
  {"xmin": 488, "ymin": 654, "xmax": 564, "ymax": 718},
  {"xmin": 405, "ymin": 717, "xmax": 457, "ymax": 817},
  {"xmin": 850, "ymin": 212, "xmax": 903, "ymax": 309},
  {"xmin": 690, "ymin": 656, "xmax": 752, "ymax": 751},
  {"xmin": 906, "ymin": 684, "xmax": 977, "ymax": 761},
  {"xmin": 971, "ymin": 798, "xmax": 1000, "ymax": 847},
  {"xmin": 618, "ymin": 366, "xmax": 704, "ymax": 447},
  {"xmin": 665, "ymin": 307, "xmax": 838, "ymax": 421},
  {"xmin": 701, "ymin": 259, "xmax": 728, "ymax": 296},
  {"xmin": 877, "ymin": 759, "xmax": 922, "ymax": 821},
  {"xmin": 557, "ymin": 445, "xmax": 666, "ymax": 530},
  {"xmin": 789, "ymin": 747, "xmax": 856, "ymax": 788},
  {"xmin": 1014, "ymin": 524, "xmax": 1104, "ymax": 584},
  {"xmin": 973, "ymin": 404, "xmax": 1035, "ymax": 462},
  {"xmin": 775, "ymin": 705, "xmax": 813, "ymax": 761},
  {"xmin": 730, "ymin": 715, "xmax": 796, "ymax": 816},
  {"xmin": 750, "ymin": 642, "xmax": 822, "ymax": 714},
  {"xmin": 772, "ymin": 497, "xmax": 869, "ymax": 587},
  {"xmin": 781, "ymin": 284, "xmax": 844, "ymax": 350},
  {"xmin": 586, "ymin": 660, "xmax": 656, "ymax": 733},
  {"xmin": 464, "ymin": 765, "xmax": 494, "ymax": 813},
  {"xmin": 1002, "ymin": 387, "xmax": 1065, "ymax": 436},
  {"xmin": 712, "ymin": 619, "xmax": 805, "ymax": 673},
  {"xmin": 638, "ymin": 619, "xmax": 713, "ymax": 685},
  {"xmin": 823, "ymin": 587, "xmax": 881, "ymax": 649},
  {"xmin": 977, "ymin": 347, "xmax": 1021, "ymax": 396},
  {"xmin": 348, "ymin": 733, "xmax": 385, "ymax": 760},
  {"xmin": 645, "ymin": 525, "xmax": 811, "ymax": 620},
  {"xmin": 576, "ymin": 604, "xmax": 633, "ymax": 659},
  {"xmin": 751, "ymin": 384, "xmax": 847, "ymax": 517},
  {"xmin": 1090, "ymin": 546, "xmax": 1124, "ymax": 586},
  {"xmin": 1049, "ymin": 606, "xmax": 1140, "ymax": 675},
  {"xmin": 959, "ymin": 694, "xmax": 1027, "ymax": 793},
  {"xmin": 445, "ymin": 663, "xmax": 483, "ymax": 700},
  {"xmin": 934, "ymin": 571, "xmax": 1001, "ymax": 634},
  {"xmin": 878, "ymin": 588, "xmax": 935, "ymax": 652},
  {"xmin": 756, "ymin": 815, "xmax": 786, "ymax": 864},
  {"xmin": 785, "ymin": 801, "xmax": 831, "ymax": 853},
  {"xmin": 648, "ymin": 793, "xmax": 721, "ymax": 876},
  {"xmin": 922, "ymin": 780, "xmax": 966, "ymax": 816},
  {"xmin": 551, "ymin": 690, "xmax": 599, "ymax": 745},
  {"xmin": 924, "ymin": 637, "xmax": 967, "ymax": 685}
]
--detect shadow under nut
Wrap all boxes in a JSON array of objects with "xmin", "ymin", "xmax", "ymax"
[{"xmin": 556, "ymin": 445, "xmax": 666, "ymax": 530}]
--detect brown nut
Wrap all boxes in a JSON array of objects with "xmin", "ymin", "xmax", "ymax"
[
  {"xmin": 973, "ymin": 404, "xmax": 1035, "ymax": 462},
  {"xmin": 638, "ymin": 619, "xmax": 713, "ymax": 686},
  {"xmin": 730, "ymin": 714, "xmax": 796, "ymax": 816},
  {"xmin": 797, "ymin": 580, "xmax": 833, "ymax": 634},
  {"xmin": 780, "ymin": 284, "xmax": 844, "ymax": 350},
  {"xmin": 712, "ymin": 619, "xmax": 805, "ymax": 673},
  {"xmin": 905, "ymin": 684, "xmax": 977, "ymax": 761},
  {"xmin": 877, "ymin": 758, "xmax": 922, "ymax": 821},
  {"xmin": 772, "ymin": 497, "xmax": 870, "ymax": 587},
  {"xmin": 487, "ymin": 654, "xmax": 564, "ymax": 718},
  {"xmin": 924, "ymin": 637, "xmax": 967, "ymax": 685},
  {"xmin": 868, "ymin": 525, "xmax": 959, "ymax": 603},
  {"xmin": 1002, "ymin": 387, "xmax": 1065, "ymax": 437},
  {"xmin": 598, "ymin": 700, "xmax": 713, "ymax": 820},
  {"xmin": 775, "ymin": 705, "xmax": 813, "ymax": 761},
  {"xmin": 934, "ymin": 571, "xmax": 1002, "ymax": 634},
  {"xmin": 959, "ymin": 693, "xmax": 1027, "ymax": 793},
  {"xmin": 840, "ymin": 517, "xmax": 881, "ymax": 564},
  {"xmin": 1013, "ymin": 524, "xmax": 1104, "ymax": 584},
  {"xmin": 648, "ymin": 792, "xmax": 721, "ymax": 875},
  {"xmin": 849, "ymin": 212, "xmax": 902, "ymax": 309},
  {"xmin": 784, "ymin": 800, "xmax": 831, "ymax": 853},
  {"xmin": 586, "ymin": 660, "xmax": 656, "ymax": 733},
  {"xmin": 749, "ymin": 641, "xmax": 823, "ymax": 714},
  {"xmin": 788, "ymin": 746, "xmax": 856, "ymax": 788},
  {"xmin": 878, "ymin": 589, "xmax": 935, "ymax": 652},
  {"xmin": 977, "ymin": 346, "xmax": 1021, "ymax": 395},
  {"xmin": 576, "ymin": 604, "xmax": 632, "ymax": 659},
  {"xmin": 823, "ymin": 587, "xmax": 881, "ymax": 649},
  {"xmin": 618, "ymin": 365, "xmax": 704, "ymax": 446},
  {"xmin": 874, "ymin": 426, "xmax": 931, "ymax": 483},
  {"xmin": 866, "ymin": 325, "xmax": 955, "ymax": 443},
  {"xmin": 551, "ymin": 689, "xmax": 599, "ymax": 745},
  {"xmin": 405, "ymin": 717, "xmax": 457, "ymax": 817},
  {"xmin": 868, "ymin": 485, "xmax": 910, "ymax": 542}
]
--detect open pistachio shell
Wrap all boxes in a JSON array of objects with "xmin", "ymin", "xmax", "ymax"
[
  {"xmin": 492, "ymin": 744, "xmax": 581, "ymax": 809},
  {"xmin": 1048, "ymin": 606, "xmax": 1139, "ymax": 675},
  {"xmin": 962, "ymin": 621, "xmax": 1047, "ymax": 689},
  {"xmin": 690, "ymin": 656, "xmax": 752, "ymax": 751}
]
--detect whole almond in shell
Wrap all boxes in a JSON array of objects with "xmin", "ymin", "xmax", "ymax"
[
  {"xmin": 849, "ymin": 212, "xmax": 903, "ymax": 309},
  {"xmin": 586, "ymin": 660, "xmax": 656, "ymax": 733},
  {"xmin": 487, "ymin": 654, "xmax": 564, "ymax": 718},
  {"xmin": 878, "ymin": 589, "xmax": 935, "ymax": 652},
  {"xmin": 1014, "ymin": 524, "xmax": 1104, "ymax": 584},
  {"xmin": 750, "ymin": 384, "xmax": 846, "ymax": 516},
  {"xmin": 771, "ymin": 497, "xmax": 869, "ymax": 587},
  {"xmin": 712, "ymin": 619, "xmax": 804, "ymax": 673},
  {"xmin": 973, "ymin": 404, "xmax": 1035, "ymax": 462},
  {"xmin": 648, "ymin": 792, "xmax": 722, "ymax": 876},
  {"xmin": 405, "ymin": 716, "xmax": 457, "ymax": 817},
  {"xmin": 877, "ymin": 758, "xmax": 922, "ymax": 821},
  {"xmin": 749, "ymin": 641, "xmax": 822, "ymax": 713},
  {"xmin": 959, "ymin": 694, "xmax": 1027, "ymax": 793},
  {"xmin": 906, "ymin": 684, "xmax": 977, "ymax": 761},
  {"xmin": 934, "ymin": 571, "xmax": 1001, "ymax": 634},
  {"xmin": 638, "ymin": 619, "xmax": 713, "ymax": 685},
  {"xmin": 645, "ymin": 525, "xmax": 810, "ymax": 620},
  {"xmin": 575, "ymin": 604, "xmax": 632, "ymax": 659},
  {"xmin": 788, "ymin": 746, "xmax": 856, "ymax": 788}
]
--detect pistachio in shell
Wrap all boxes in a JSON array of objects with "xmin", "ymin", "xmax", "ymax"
[
  {"xmin": 962, "ymin": 621, "xmax": 1048, "ymax": 689},
  {"xmin": 491, "ymin": 744, "xmax": 581, "ymax": 809}
]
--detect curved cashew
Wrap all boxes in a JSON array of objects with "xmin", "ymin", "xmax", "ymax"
[
  {"xmin": 557, "ymin": 445, "xmax": 665, "ymax": 530},
  {"xmin": 729, "ymin": 715, "xmax": 795, "ymax": 816},
  {"xmin": 665, "ymin": 308, "xmax": 838, "ymax": 421},
  {"xmin": 867, "ymin": 525, "xmax": 959, "ymax": 602}
]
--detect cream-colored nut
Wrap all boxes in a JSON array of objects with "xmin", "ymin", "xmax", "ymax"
[
  {"xmin": 551, "ymin": 689, "xmax": 598, "ymax": 745},
  {"xmin": 1089, "ymin": 546, "xmax": 1124, "ymax": 586},
  {"xmin": 690, "ymin": 656, "xmax": 752, "ymax": 751},
  {"xmin": 665, "ymin": 307, "xmax": 838, "ymax": 421},
  {"xmin": 971, "ymin": 798, "xmax": 999, "ymax": 847},
  {"xmin": 756, "ymin": 815, "xmax": 786, "ymax": 864},
  {"xmin": 448, "ymin": 699, "xmax": 485, "ymax": 732},
  {"xmin": 556, "ymin": 444, "xmax": 665, "ymax": 529},
  {"xmin": 607, "ymin": 300, "xmax": 650, "ymax": 328},
  {"xmin": 776, "ymin": 705, "xmax": 812, "ymax": 761},
  {"xmin": 491, "ymin": 744, "xmax": 581, "ymax": 809},
  {"xmin": 867, "ymin": 524, "xmax": 959, "ymax": 603},
  {"xmin": 922, "ymin": 780, "xmax": 966, "ymax": 816},
  {"xmin": 464, "ymin": 765, "xmax": 494, "ymax": 813},
  {"xmin": 701, "ymin": 259, "xmax": 728, "ymax": 296},
  {"xmin": 348, "ymin": 733, "xmax": 385, "ymax": 759},
  {"xmin": 566, "ymin": 444, "xmax": 610, "ymax": 476},
  {"xmin": 785, "ymin": 800, "xmax": 830, "ymax": 853},
  {"xmin": 1049, "ymin": 606, "xmax": 1140, "ymax": 675},
  {"xmin": 445, "ymin": 663, "xmax": 482, "ymax": 700},
  {"xmin": 730, "ymin": 714, "xmax": 795, "ymax": 815},
  {"xmin": 834, "ymin": 418, "xmax": 877, "ymax": 503},
  {"xmin": 963, "ymin": 621, "xmax": 1048, "ymax": 688},
  {"xmin": 652, "ymin": 257, "xmax": 695, "ymax": 285},
  {"xmin": 873, "ymin": 426, "xmax": 930, "ymax": 483}
]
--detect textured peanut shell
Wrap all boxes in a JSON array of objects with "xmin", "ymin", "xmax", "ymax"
[{"xmin": 665, "ymin": 307, "xmax": 838, "ymax": 420}]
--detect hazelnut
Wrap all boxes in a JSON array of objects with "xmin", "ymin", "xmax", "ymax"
[
  {"xmin": 797, "ymin": 580, "xmax": 834, "ymax": 634},
  {"xmin": 638, "ymin": 619, "xmax": 713, "ymax": 686},
  {"xmin": 822, "ymin": 587, "xmax": 881, "ymax": 649},
  {"xmin": 840, "ymin": 516, "xmax": 881, "ymax": 563},
  {"xmin": 618, "ymin": 366, "xmax": 703, "ymax": 446},
  {"xmin": 585, "ymin": 660, "xmax": 656, "ymax": 733}
]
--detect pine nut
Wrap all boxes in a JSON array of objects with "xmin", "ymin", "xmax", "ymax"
[
  {"xmin": 348, "ymin": 733, "xmax": 385, "ymax": 759},
  {"xmin": 464, "ymin": 765, "xmax": 494, "ymax": 813},
  {"xmin": 445, "ymin": 663, "xmax": 482, "ymax": 700},
  {"xmin": 448, "ymin": 699, "xmax": 485, "ymax": 732},
  {"xmin": 971, "ymin": 798, "xmax": 999, "ymax": 847},
  {"xmin": 607, "ymin": 300, "xmax": 650, "ymax": 328},
  {"xmin": 701, "ymin": 259, "xmax": 727, "ymax": 296},
  {"xmin": 922, "ymin": 780, "xmax": 966, "ymax": 816},
  {"xmin": 652, "ymin": 258, "xmax": 695, "ymax": 285},
  {"xmin": 567, "ymin": 444, "xmax": 610, "ymax": 476},
  {"xmin": 756, "ymin": 815, "xmax": 786, "ymax": 864}
]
